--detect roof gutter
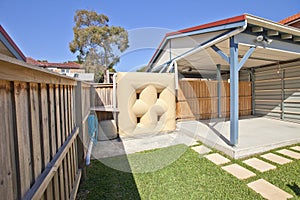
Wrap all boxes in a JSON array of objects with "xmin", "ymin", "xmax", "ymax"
[
  {"xmin": 0, "ymin": 25, "xmax": 26, "ymax": 61},
  {"xmin": 151, "ymin": 22, "xmax": 248, "ymax": 72}
]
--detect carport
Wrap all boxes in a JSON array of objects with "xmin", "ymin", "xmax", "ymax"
[{"xmin": 147, "ymin": 14, "xmax": 300, "ymax": 147}]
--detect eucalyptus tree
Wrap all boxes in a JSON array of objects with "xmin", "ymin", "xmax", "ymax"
[{"xmin": 70, "ymin": 10, "xmax": 129, "ymax": 82}]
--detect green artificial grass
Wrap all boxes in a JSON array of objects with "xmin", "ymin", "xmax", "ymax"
[{"xmin": 77, "ymin": 144, "xmax": 300, "ymax": 199}]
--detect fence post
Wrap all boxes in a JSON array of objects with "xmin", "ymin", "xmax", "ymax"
[
  {"xmin": 90, "ymin": 84, "xmax": 95, "ymax": 109},
  {"xmin": 217, "ymin": 64, "xmax": 221, "ymax": 118},
  {"xmin": 75, "ymin": 81, "xmax": 86, "ymax": 180}
]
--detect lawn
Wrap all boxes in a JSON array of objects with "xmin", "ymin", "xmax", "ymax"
[{"xmin": 76, "ymin": 144, "xmax": 300, "ymax": 200}]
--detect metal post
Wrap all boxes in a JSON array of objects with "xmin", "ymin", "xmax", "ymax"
[
  {"xmin": 169, "ymin": 40, "xmax": 172, "ymax": 61},
  {"xmin": 112, "ymin": 73, "xmax": 118, "ymax": 127},
  {"xmin": 106, "ymin": 70, "xmax": 110, "ymax": 83},
  {"xmin": 250, "ymin": 68, "xmax": 255, "ymax": 115},
  {"xmin": 229, "ymin": 36, "xmax": 239, "ymax": 145},
  {"xmin": 174, "ymin": 61, "xmax": 179, "ymax": 99},
  {"xmin": 281, "ymin": 69, "xmax": 285, "ymax": 120},
  {"xmin": 217, "ymin": 64, "xmax": 222, "ymax": 118}
]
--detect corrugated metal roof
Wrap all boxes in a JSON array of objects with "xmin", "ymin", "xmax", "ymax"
[{"xmin": 148, "ymin": 14, "xmax": 300, "ymax": 68}]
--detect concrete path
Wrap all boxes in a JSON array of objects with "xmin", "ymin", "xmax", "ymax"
[{"xmin": 92, "ymin": 131, "xmax": 199, "ymax": 158}]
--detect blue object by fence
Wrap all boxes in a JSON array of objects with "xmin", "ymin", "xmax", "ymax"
[{"xmin": 88, "ymin": 114, "xmax": 98, "ymax": 144}]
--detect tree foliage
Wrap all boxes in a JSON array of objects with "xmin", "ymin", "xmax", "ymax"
[
  {"xmin": 136, "ymin": 65, "xmax": 148, "ymax": 72},
  {"xmin": 69, "ymin": 10, "xmax": 129, "ymax": 82}
]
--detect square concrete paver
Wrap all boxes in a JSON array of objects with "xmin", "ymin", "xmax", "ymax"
[
  {"xmin": 191, "ymin": 145, "xmax": 212, "ymax": 155},
  {"xmin": 277, "ymin": 149, "xmax": 300, "ymax": 159},
  {"xmin": 290, "ymin": 146, "xmax": 300, "ymax": 152},
  {"xmin": 189, "ymin": 141, "xmax": 199, "ymax": 146},
  {"xmin": 204, "ymin": 153, "xmax": 230, "ymax": 165},
  {"xmin": 247, "ymin": 179, "xmax": 293, "ymax": 200},
  {"xmin": 261, "ymin": 153, "xmax": 292, "ymax": 165},
  {"xmin": 221, "ymin": 164, "xmax": 256, "ymax": 180},
  {"xmin": 243, "ymin": 158, "xmax": 276, "ymax": 172}
]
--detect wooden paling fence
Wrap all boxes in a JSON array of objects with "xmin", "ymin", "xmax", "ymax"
[
  {"xmin": 0, "ymin": 55, "xmax": 90, "ymax": 200},
  {"xmin": 92, "ymin": 84, "xmax": 114, "ymax": 121},
  {"xmin": 177, "ymin": 79, "xmax": 252, "ymax": 120},
  {"xmin": 94, "ymin": 84, "xmax": 113, "ymax": 107}
]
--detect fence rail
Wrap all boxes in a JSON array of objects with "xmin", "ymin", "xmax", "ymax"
[
  {"xmin": 177, "ymin": 79, "xmax": 252, "ymax": 120},
  {"xmin": 0, "ymin": 55, "xmax": 89, "ymax": 200},
  {"xmin": 92, "ymin": 84, "xmax": 114, "ymax": 121}
]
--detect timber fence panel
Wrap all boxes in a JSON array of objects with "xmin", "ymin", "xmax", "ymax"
[
  {"xmin": 177, "ymin": 79, "xmax": 252, "ymax": 120},
  {"xmin": 0, "ymin": 56, "xmax": 88, "ymax": 199}
]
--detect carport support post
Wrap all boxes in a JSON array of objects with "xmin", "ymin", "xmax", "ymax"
[
  {"xmin": 229, "ymin": 36, "xmax": 239, "ymax": 145},
  {"xmin": 217, "ymin": 64, "xmax": 222, "ymax": 118}
]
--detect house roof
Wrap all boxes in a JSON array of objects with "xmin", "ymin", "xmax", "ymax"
[
  {"xmin": 279, "ymin": 12, "xmax": 300, "ymax": 25},
  {"xmin": 0, "ymin": 25, "xmax": 26, "ymax": 61},
  {"xmin": 26, "ymin": 57, "xmax": 81, "ymax": 69},
  {"xmin": 148, "ymin": 14, "xmax": 300, "ymax": 68}
]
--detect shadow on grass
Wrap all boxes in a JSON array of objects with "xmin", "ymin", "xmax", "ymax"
[
  {"xmin": 76, "ymin": 140, "xmax": 141, "ymax": 200},
  {"xmin": 287, "ymin": 183, "xmax": 300, "ymax": 196}
]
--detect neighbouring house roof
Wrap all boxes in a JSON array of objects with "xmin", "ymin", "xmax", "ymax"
[
  {"xmin": 148, "ymin": 14, "xmax": 300, "ymax": 70},
  {"xmin": 26, "ymin": 57, "xmax": 82, "ymax": 69},
  {"xmin": 279, "ymin": 12, "xmax": 300, "ymax": 28},
  {"xmin": 0, "ymin": 25, "xmax": 26, "ymax": 61}
]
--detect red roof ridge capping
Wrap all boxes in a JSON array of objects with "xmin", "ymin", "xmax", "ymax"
[
  {"xmin": 279, "ymin": 12, "xmax": 300, "ymax": 25},
  {"xmin": 0, "ymin": 25, "xmax": 26, "ymax": 61},
  {"xmin": 46, "ymin": 61, "xmax": 81, "ymax": 69},
  {"xmin": 166, "ymin": 14, "xmax": 247, "ymax": 37},
  {"xmin": 149, "ymin": 14, "xmax": 247, "ymax": 65},
  {"xmin": 26, "ymin": 57, "xmax": 42, "ymax": 65},
  {"xmin": 26, "ymin": 57, "xmax": 81, "ymax": 69}
]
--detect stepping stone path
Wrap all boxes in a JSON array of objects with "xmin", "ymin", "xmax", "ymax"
[
  {"xmin": 277, "ymin": 149, "xmax": 300, "ymax": 159},
  {"xmin": 290, "ymin": 146, "xmax": 300, "ymax": 152},
  {"xmin": 247, "ymin": 179, "xmax": 293, "ymax": 200},
  {"xmin": 243, "ymin": 158, "xmax": 276, "ymax": 172},
  {"xmin": 191, "ymin": 145, "xmax": 212, "ymax": 155},
  {"xmin": 222, "ymin": 164, "xmax": 256, "ymax": 180},
  {"xmin": 204, "ymin": 153, "xmax": 230, "ymax": 165},
  {"xmin": 199, "ymin": 146, "xmax": 299, "ymax": 199},
  {"xmin": 260, "ymin": 153, "xmax": 292, "ymax": 165},
  {"xmin": 189, "ymin": 141, "xmax": 199, "ymax": 146}
]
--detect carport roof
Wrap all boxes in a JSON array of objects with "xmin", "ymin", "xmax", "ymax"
[{"xmin": 148, "ymin": 14, "xmax": 300, "ymax": 70}]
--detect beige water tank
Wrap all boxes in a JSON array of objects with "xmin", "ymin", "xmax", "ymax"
[{"xmin": 98, "ymin": 120, "xmax": 118, "ymax": 141}]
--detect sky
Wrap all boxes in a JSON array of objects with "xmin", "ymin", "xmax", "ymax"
[{"xmin": 1, "ymin": 0, "xmax": 299, "ymax": 71}]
